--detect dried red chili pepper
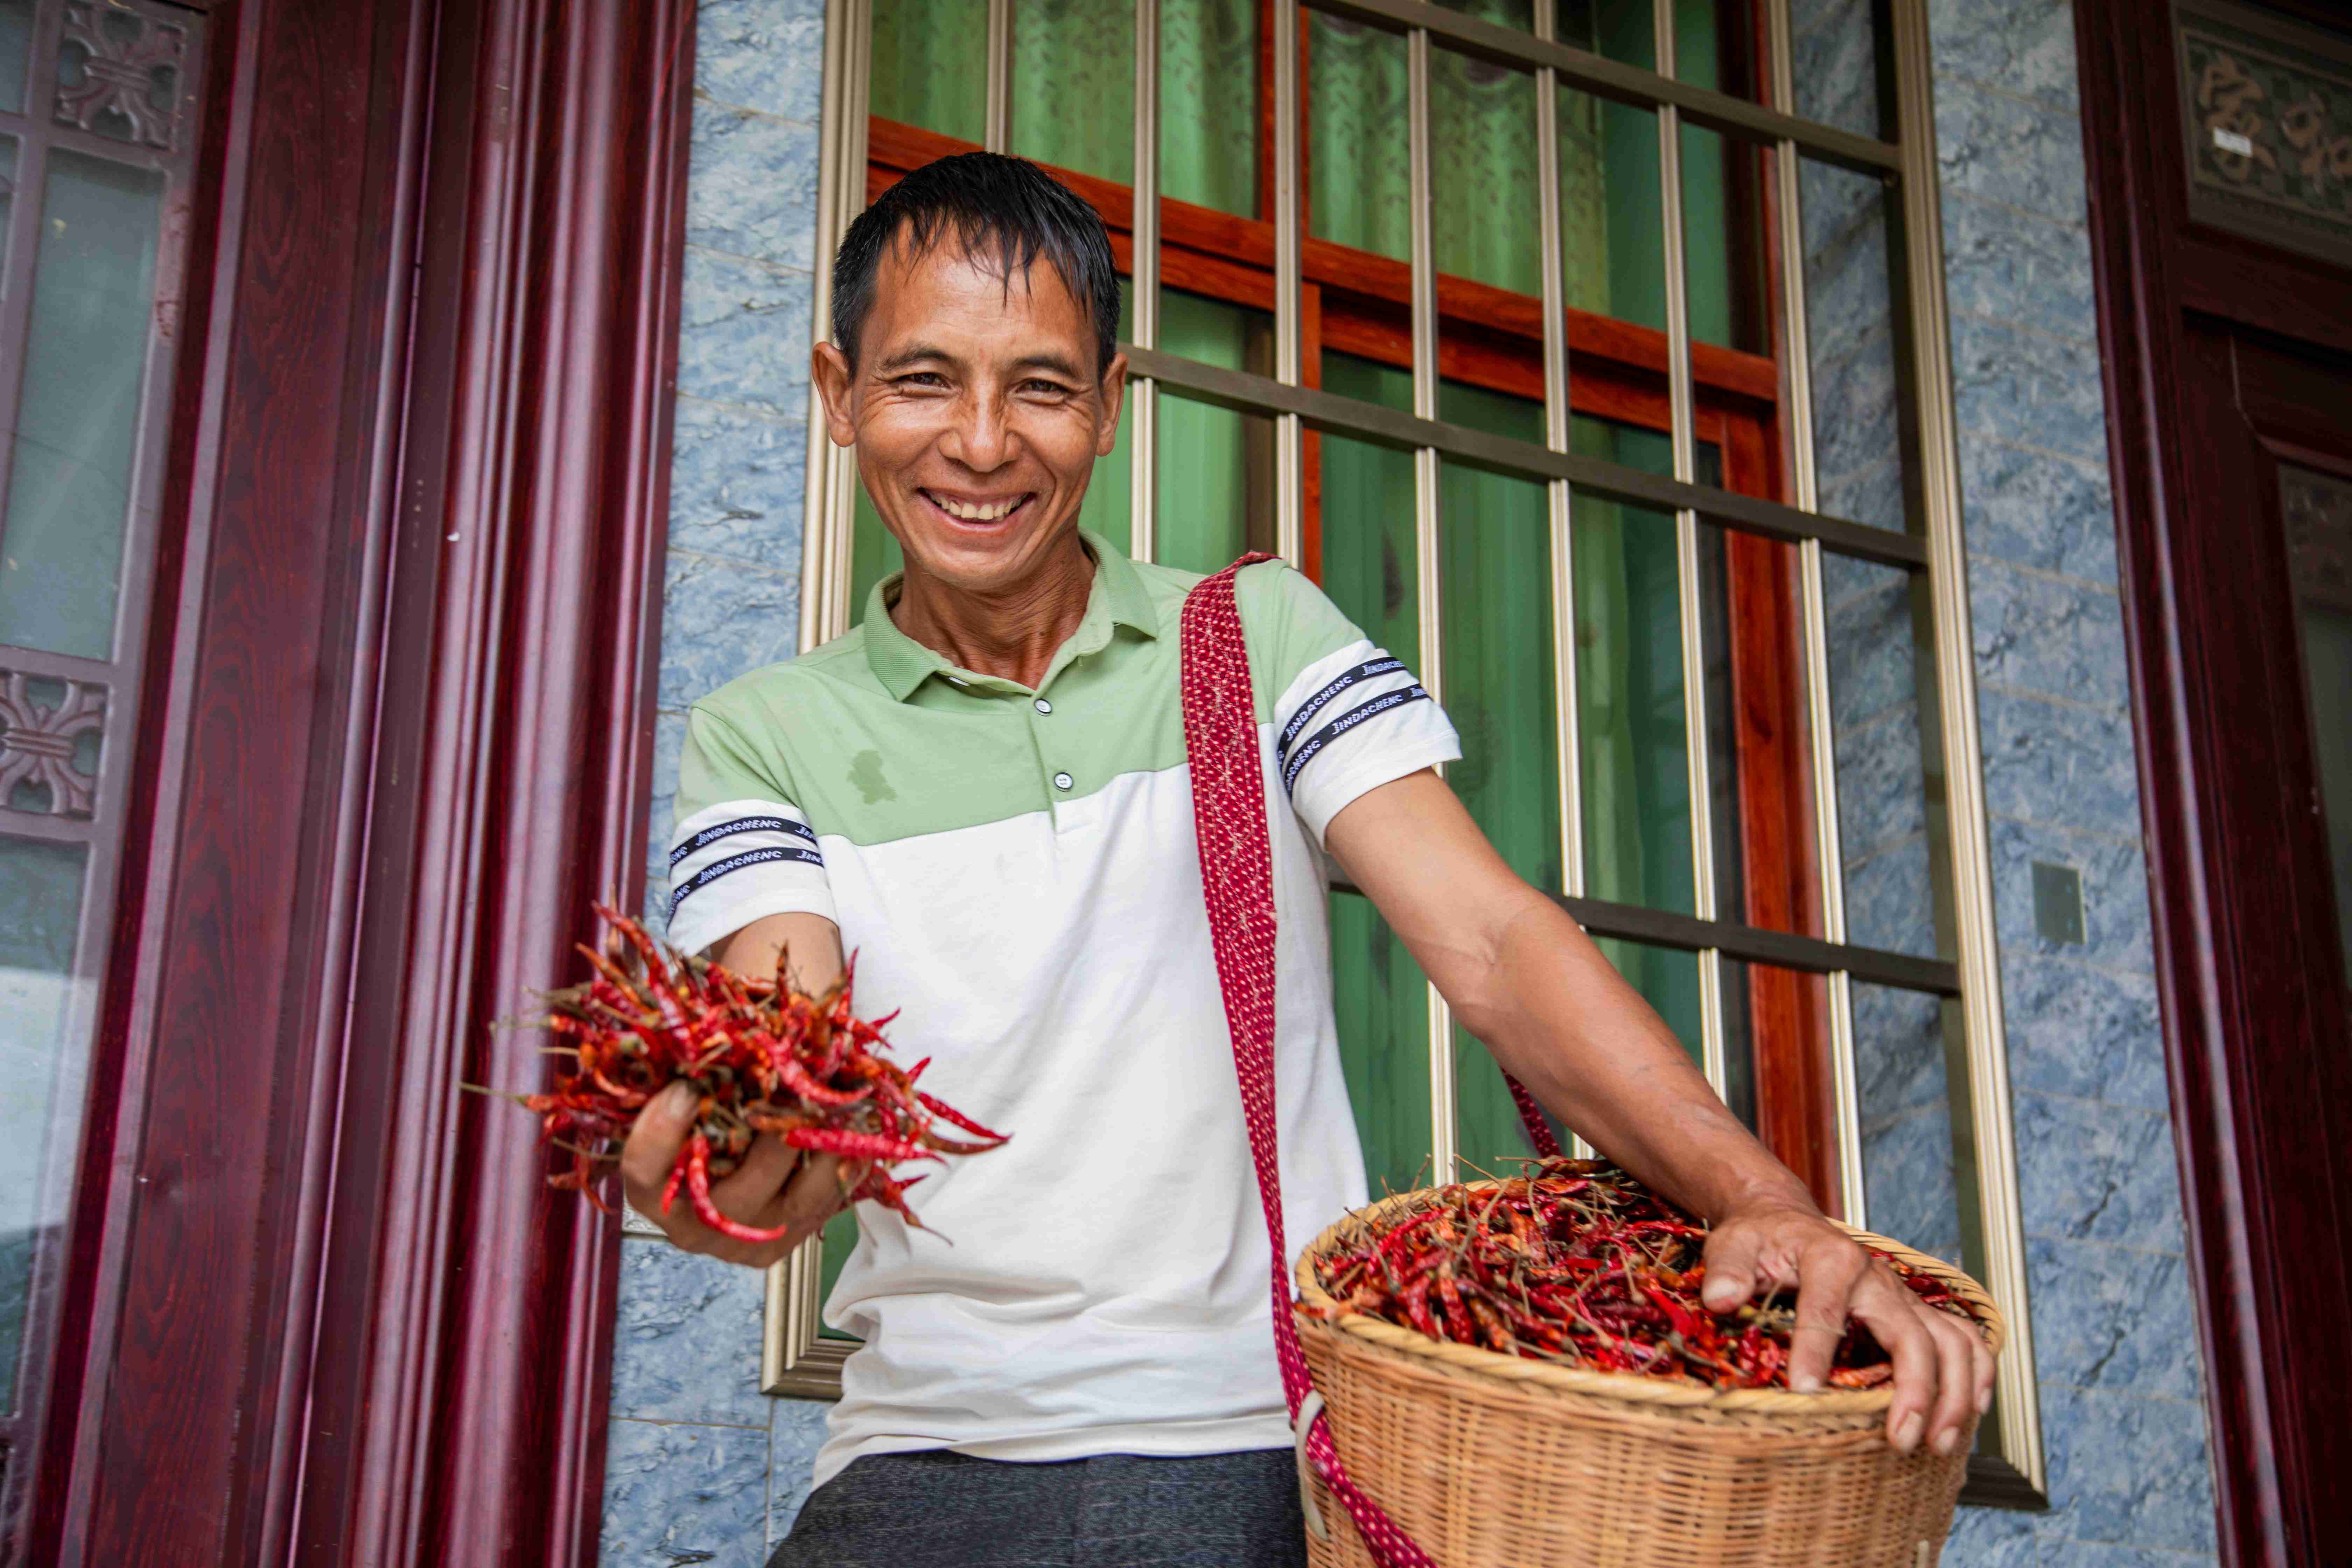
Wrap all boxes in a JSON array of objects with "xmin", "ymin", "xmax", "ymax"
[
  {"xmin": 1310, "ymin": 1158, "xmax": 1978, "ymax": 1393},
  {"xmin": 488, "ymin": 905, "xmax": 1008, "ymax": 1239}
]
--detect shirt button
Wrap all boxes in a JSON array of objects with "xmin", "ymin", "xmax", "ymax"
[
  {"xmin": 1034, "ymin": 697, "xmax": 1053, "ymax": 715},
  {"xmin": 1053, "ymin": 772, "xmax": 1074, "ymax": 791}
]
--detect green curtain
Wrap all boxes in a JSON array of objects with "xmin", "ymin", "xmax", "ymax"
[{"xmin": 856, "ymin": 0, "xmax": 1743, "ymax": 1195}]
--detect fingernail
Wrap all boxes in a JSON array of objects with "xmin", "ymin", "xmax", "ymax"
[
  {"xmin": 1895, "ymin": 1413, "xmax": 1924, "ymax": 1452},
  {"xmin": 1976, "ymin": 1384, "xmax": 1993, "ymax": 1415},
  {"xmin": 1933, "ymin": 1426, "xmax": 1959, "ymax": 1456},
  {"xmin": 661, "ymin": 1082, "xmax": 696, "ymax": 1115},
  {"xmin": 1791, "ymin": 1374, "xmax": 1822, "ymax": 1394}
]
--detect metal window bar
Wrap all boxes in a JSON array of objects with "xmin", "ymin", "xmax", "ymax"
[
  {"xmin": 1886, "ymin": 0, "xmax": 2044, "ymax": 1499},
  {"xmin": 1763, "ymin": 0, "xmax": 1867, "ymax": 1228},
  {"xmin": 1532, "ymin": 0, "xmax": 1595, "ymax": 1161},
  {"xmin": 1310, "ymin": 0, "xmax": 1896, "ymax": 173},
  {"xmin": 1129, "ymin": 0, "xmax": 1160, "ymax": 562},
  {"xmin": 1402, "ymin": 22, "xmax": 1457, "ymax": 1178},
  {"xmin": 1274, "ymin": 0, "xmax": 1306, "ymax": 567},
  {"xmin": 1121, "ymin": 347, "xmax": 1929, "ymax": 570},
  {"xmin": 985, "ymin": 0, "xmax": 1013, "ymax": 152},
  {"xmin": 799, "ymin": 0, "xmax": 873, "ymax": 653},
  {"xmin": 1651, "ymin": 5, "xmax": 1730, "ymax": 1098}
]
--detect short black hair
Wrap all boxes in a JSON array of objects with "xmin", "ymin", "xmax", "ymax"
[{"xmin": 830, "ymin": 152, "xmax": 1123, "ymax": 380}]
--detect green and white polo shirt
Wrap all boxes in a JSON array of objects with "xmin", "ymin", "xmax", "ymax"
[{"xmin": 667, "ymin": 531, "xmax": 1458, "ymax": 1485}]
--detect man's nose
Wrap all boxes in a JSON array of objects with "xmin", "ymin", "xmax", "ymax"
[{"xmin": 941, "ymin": 389, "xmax": 1015, "ymax": 472}]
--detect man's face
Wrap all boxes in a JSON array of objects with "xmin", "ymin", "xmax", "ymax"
[{"xmin": 814, "ymin": 234, "xmax": 1125, "ymax": 598}]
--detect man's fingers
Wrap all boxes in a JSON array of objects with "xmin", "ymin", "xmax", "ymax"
[
  {"xmin": 1785, "ymin": 1239, "xmax": 1864, "ymax": 1393},
  {"xmin": 618, "ymin": 1083, "xmax": 699, "ymax": 1216},
  {"xmin": 709, "ymin": 1133, "xmax": 804, "ymax": 1216},
  {"xmin": 1846, "ymin": 1273, "xmax": 1939, "ymax": 1452},
  {"xmin": 1923, "ymin": 1305, "xmax": 1981, "ymax": 1455},
  {"xmin": 777, "ymin": 1152, "xmax": 854, "ymax": 1231},
  {"xmin": 1698, "ymin": 1225, "xmax": 1761, "ymax": 1313}
]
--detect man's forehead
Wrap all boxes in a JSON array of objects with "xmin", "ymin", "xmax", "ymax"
[{"xmin": 866, "ymin": 228, "xmax": 1090, "ymax": 340}]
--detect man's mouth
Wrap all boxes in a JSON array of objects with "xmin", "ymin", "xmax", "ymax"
[{"xmin": 919, "ymin": 488, "xmax": 1035, "ymax": 524}]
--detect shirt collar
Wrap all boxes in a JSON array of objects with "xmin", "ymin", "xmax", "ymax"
[{"xmin": 863, "ymin": 529, "xmax": 1158, "ymax": 702}]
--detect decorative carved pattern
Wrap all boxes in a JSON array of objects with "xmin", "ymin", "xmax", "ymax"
[
  {"xmin": 2283, "ymin": 466, "xmax": 2352, "ymax": 616},
  {"xmin": 55, "ymin": 0, "xmax": 189, "ymax": 152},
  {"xmin": 0, "ymin": 670, "xmax": 105, "ymax": 818},
  {"xmin": 2178, "ymin": 1, "xmax": 2352, "ymax": 268}
]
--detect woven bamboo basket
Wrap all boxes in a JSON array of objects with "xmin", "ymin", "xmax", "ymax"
[{"xmin": 1292, "ymin": 1182, "xmax": 2005, "ymax": 1568}]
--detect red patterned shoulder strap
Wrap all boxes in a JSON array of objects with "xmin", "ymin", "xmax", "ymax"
[{"xmin": 1178, "ymin": 555, "xmax": 1556, "ymax": 1567}]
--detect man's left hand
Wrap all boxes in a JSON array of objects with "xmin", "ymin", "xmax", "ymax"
[{"xmin": 1699, "ymin": 1202, "xmax": 1996, "ymax": 1455}]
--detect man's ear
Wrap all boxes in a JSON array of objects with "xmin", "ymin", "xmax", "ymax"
[
  {"xmin": 812, "ymin": 341, "xmax": 859, "ymax": 448},
  {"xmin": 1095, "ymin": 351, "xmax": 1129, "ymax": 458}
]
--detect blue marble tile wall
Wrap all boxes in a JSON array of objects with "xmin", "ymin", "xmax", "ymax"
[
  {"xmin": 602, "ymin": 0, "xmax": 834, "ymax": 1562},
  {"xmin": 604, "ymin": 0, "xmax": 2221, "ymax": 1562}
]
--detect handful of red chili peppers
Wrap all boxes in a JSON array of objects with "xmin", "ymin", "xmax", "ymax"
[
  {"xmin": 511, "ymin": 907, "xmax": 1006, "ymax": 1242},
  {"xmin": 1309, "ymin": 1160, "xmax": 1975, "ymax": 1390}
]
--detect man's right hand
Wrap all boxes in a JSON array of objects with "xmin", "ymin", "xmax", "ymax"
[{"xmin": 620, "ymin": 1080, "xmax": 861, "ymax": 1268}]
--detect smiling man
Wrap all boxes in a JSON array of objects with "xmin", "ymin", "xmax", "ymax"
[{"xmin": 622, "ymin": 153, "xmax": 1993, "ymax": 1568}]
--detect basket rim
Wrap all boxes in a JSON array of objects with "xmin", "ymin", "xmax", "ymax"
[{"xmin": 1293, "ymin": 1179, "xmax": 2008, "ymax": 1415}]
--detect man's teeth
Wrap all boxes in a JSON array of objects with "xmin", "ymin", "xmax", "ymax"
[{"xmin": 935, "ymin": 494, "xmax": 1022, "ymax": 521}]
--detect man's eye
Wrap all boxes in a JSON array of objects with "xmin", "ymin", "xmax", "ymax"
[
  {"xmin": 1019, "ymin": 379, "xmax": 1072, "ymax": 396},
  {"xmin": 896, "ymin": 372, "xmax": 948, "ymax": 388}
]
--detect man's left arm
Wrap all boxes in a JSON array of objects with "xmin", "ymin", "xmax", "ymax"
[{"xmin": 1324, "ymin": 768, "xmax": 1995, "ymax": 1456}]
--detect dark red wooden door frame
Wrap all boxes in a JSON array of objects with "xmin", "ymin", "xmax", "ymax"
[
  {"xmin": 27, "ymin": 0, "xmax": 692, "ymax": 1560},
  {"xmin": 2074, "ymin": 3, "xmax": 2352, "ymax": 1565}
]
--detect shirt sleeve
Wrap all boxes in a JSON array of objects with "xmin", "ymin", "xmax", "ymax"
[
  {"xmin": 665, "ymin": 704, "xmax": 839, "ymax": 957},
  {"xmin": 1239, "ymin": 561, "xmax": 1461, "ymax": 846}
]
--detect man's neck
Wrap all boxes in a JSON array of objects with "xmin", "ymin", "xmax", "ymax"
[{"xmin": 889, "ymin": 530, "xmax": 1096, "ymax": 691}]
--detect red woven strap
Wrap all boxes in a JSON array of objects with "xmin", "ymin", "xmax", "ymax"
[{"xmin": 1179, "ymin": 555, "xmax": 1554, "ymax": 1566}]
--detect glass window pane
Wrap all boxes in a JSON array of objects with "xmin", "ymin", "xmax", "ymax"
[
  {"xmin": 1668, "ymin": 0, "xmax": 1745, "ymax": 96},
  {"xmin": 848, "ymin": 486, "xmax": 903, "ymax": 628},
  {"xmin": 818, "ymin": 1208, "xmax": 862, "ymax": 1342},
  {"xmin": 1801, "ymin": 158, "xmax": 1911, "ymax": 534},
  {"xmin": 1316, "ymin": 427, "xmax": 1419, "ymax": 667},
  {"xmin": 1559, "ymin": 89, "xmax": 1668, "ymax": 356},
  {"xmin": 1678, "ymin": 120, "xmax": 1766, "ymax": 356},
  {"xmin": 1436, "ymin": 386, "xmax": 1560, "ymax": 892},
  {"xmin": 0, "ymin": 150, "xmax": 164, "ymax": 660},
  {"xmin": 1322, "ymin": 345, "xmax": 1413, "ymax": 419},
  {"xmin": 0, "ymin": 0, "xmax": 28, "ymax": 114},
  {"xmin": 872, "ymin": 0, "xmax": 989, "ymax": 142},
  {"xmin": 1156, "ymin": 289, "xmax": 1273, "ymax": 574},
  {"xmin": 1853, "ymin": 981, "xmax": 1966, "ymax": 1267},
  {"xmin": 1556, "ymin": 0, "xmax": 1655, "ymax": 71},
  {"xmin": 1331, "ymin": 890, "xmax": 1433, "ymax": 1198},
  {"xmin": 1433, "ymin": 45, "xmax": 1539, "ymax": 296},
  {"xmin": 1823, "ymin": 553, "xmax": 1940, "ymax": 959},
  {"xmin": 0, "ymin": 834, "xmax": 90, "ymax": 1412},
  {"xmin": 2280, "ymin": 463, "xmax": 2352, "ymax": 989},
  {"xmin": 1570, "ymin": 415, "xmax": 1693, "ymax": 915},
  {"xmin": 1161, "ymin": 0, "xmax": 1257, "ymax": 218},
  {"xmin": 1308, "ymin": 14, "xmax": 1409, "ymax": 264},
  {"xmin": 1010, "ymin": 0, "xmax": 1134, "ymax": 184}
]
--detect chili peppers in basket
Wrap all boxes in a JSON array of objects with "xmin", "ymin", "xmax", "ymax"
[
  {"xmin": 500, "ymin": 906, "xmax": 1006, "ymax": 1242},
  {"xmin": 1307, "ymin": 1159, "xmax": 1976, "ymax": 1391}
]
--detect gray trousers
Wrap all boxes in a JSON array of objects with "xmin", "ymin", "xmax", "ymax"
[{"xmin": 766, "ymin": 1448, "xmax": 1310, "ymax": 1568}]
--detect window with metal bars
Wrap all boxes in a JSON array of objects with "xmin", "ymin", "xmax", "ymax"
[{"xmin": 781, "ymin": 0, "xmax": 2047, "ymax": 1504}]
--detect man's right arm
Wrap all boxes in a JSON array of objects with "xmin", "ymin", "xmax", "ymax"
[{"xmin": 617, "ymin": 910, "xmax": 863, "ymax": 1268}]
